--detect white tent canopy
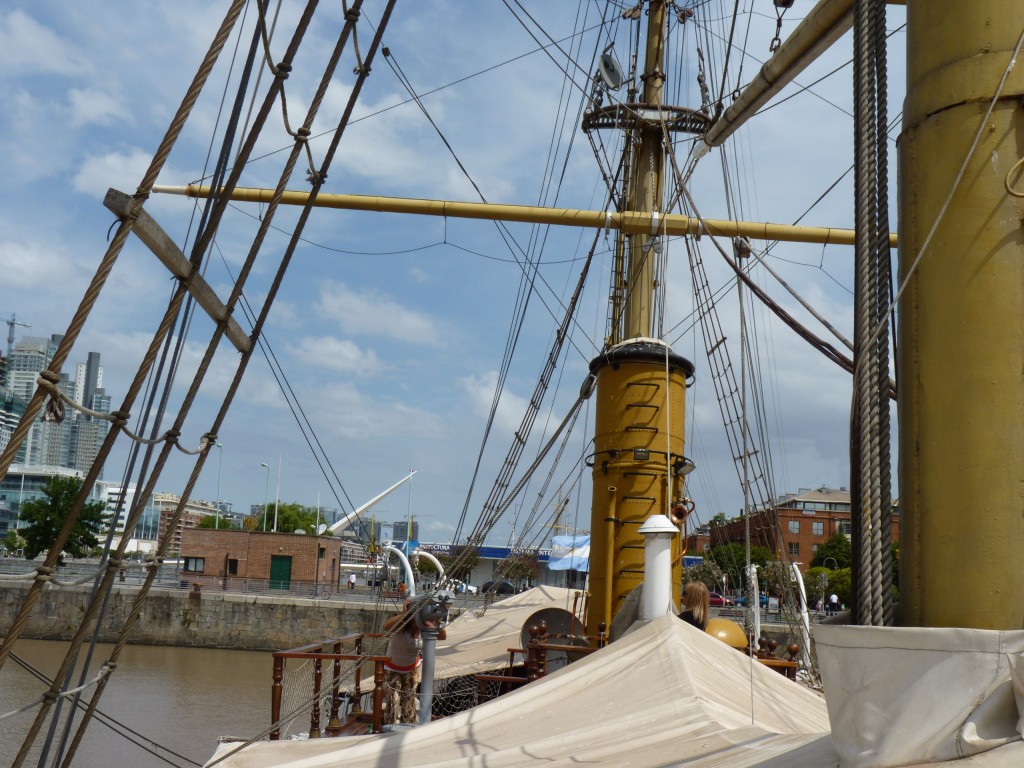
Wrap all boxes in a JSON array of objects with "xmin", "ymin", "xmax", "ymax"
[
  {"xmin": 208, "ymin": 614, "xmax": 836, "ymax": 767},
  {"xmin": 434, "ymin": 585, "xmax": 583, "ymax": 680}
]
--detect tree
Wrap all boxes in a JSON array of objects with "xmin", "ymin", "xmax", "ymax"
[
  {"xmin": 197, "ymin": 515, "xmax": 231, "ymax": 529},
  {"xmin": 20, "ymin": 476, "xmax": 107, "ymax": 565},
  {"xmin": 805, "ymin": 566, "xmax": 831, "ymax": 607},
  {"xmin": 810, "ymin": 533, "xmax": 852, "ymax": 569},
  {"xmin": 439, "ymin": 544, "xmax": 479, "ymax": 581},
  {"xmin": 683, "ymin": 559, "xmax": 724, "ymax": 594},
  {"xmin": 826, "ymin": 567, "xmax": 853, "ymax": 607},
  {"xmin": 707, "ymin": 542, "xmax": 773, "ymax": 591},
  {"xmin": 498, "ymin": 552, "xmax": 542, "ymax": 584},
  {"xmin": 4, "ymin": 528, "xmax": 25, "ymax": 554},
  {"xmin": 243, "ymin": 503, "xmax": 326, "ymax": 534}
]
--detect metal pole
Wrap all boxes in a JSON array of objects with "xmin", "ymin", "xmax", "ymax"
[
  {"xmin": 215, "ymin": 442, "xmax": 223, "ymax": 529},
  {"xmin": 260, "ymin": 462, "xmax": 270, "ymax": 532},
  {"xmin": 273, "ymin": 454, "xmax": 281, "ymax": 532}
]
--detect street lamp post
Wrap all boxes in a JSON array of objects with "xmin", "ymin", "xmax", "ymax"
[
  {"xmin": 273, "ymin": 455, "xmax": 281, "ymax": 532},
  {"xmin": 823, "ymin": 556, "xmax": 838, "ymax": 571},
  {"xmin": 260, "ymin": 463, "xmax": 270, "ymax": 532},
  {"xmin": 215, "ymin": 442, "xmax": 223, "ymax": 529}
]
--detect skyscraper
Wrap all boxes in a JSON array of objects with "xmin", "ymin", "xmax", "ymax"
[{"xmin": 1, "ymin": 335, "xmax": 110, "ymax": 477}]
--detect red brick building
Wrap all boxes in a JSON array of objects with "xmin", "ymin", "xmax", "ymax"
[
  {"xmin": 179, "ymin": 528, "xmax": 357, "ymax": 590},
  {"xmin": 685, "ymin": 487, "xmax": 899, "ymax": 572}
]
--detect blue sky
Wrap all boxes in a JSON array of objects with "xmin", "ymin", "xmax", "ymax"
[{"xmin": 0, "ymin": 1, "xmax": 905, "ymax": 547}]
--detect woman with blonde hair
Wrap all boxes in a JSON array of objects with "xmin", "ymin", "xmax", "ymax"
[{"xmin": 679, "ymin": 581, "xmax": 710, "ymax": 630}]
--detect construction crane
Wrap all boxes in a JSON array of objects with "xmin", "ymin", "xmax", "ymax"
[{"xmin": 2, "ymin": 313, "xmax": 31, "ymax": 388}]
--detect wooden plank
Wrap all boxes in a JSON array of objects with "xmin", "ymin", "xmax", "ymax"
[{"xmin": 103, "ymin": 188, "xmax": 251, "ymax": 354}]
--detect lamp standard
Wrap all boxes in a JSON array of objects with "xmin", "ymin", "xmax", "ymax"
[
  {"xmin": 273, "ymin": 455, "xmax": 281, "ymax": 532},
  {"xmin": 215, "ymin": 442, "xmax": 223, "ymax": 529},
  {"xmin": 823, "ymin": 556, "xmax": 838, "ymax": 571},
  {"xmin": 260, "ymin": 463, "xmax": 270, "ymax": 531}
]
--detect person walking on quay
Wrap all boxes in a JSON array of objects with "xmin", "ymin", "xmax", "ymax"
[
  {"xmin": 828, "ymin": 593, "xmax": 839, "ymax": 616},
  {"xmin": 348, "ymin": 572, "xmax": 357, "ymax": 590}
]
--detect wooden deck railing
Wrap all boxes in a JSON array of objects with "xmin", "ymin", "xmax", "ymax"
[{"xmin": 271, "ymin": 633, "xmax": 391, "ymax": 739}]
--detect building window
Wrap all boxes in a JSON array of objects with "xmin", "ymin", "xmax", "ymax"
[
  {"xmin": 183, "ymin": 557, "xmax": 205, "ymax": 573},
  {"xmin": 227, "ymin": 558, "xmax": 238, "ymax": 575},
  {"xmin": 812, "ymin": 521, "xmax": 824, "ymax": 536},
  {"xmin": 788, "ymin": 542, "xmax": 799, "ymax": 557},
  {"xmin": 838, "ymin": 521, "xmax": 852, "ymax": 535},
  {"xmin": 812, "ymin": 544, "xmax": 819, "ymax": 554},
  {"xmin": 788, "ymin": 520, "xmax": 800, "ymax": 534},
  {"xmin": 318, "ymin": 546, "xmax": 326, "ymax": 559}
]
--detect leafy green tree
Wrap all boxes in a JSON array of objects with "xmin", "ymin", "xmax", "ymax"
[
  {"xmin": 197, "ymin": 515, "xmax": 231, "ymax": 529},
  {"xmin": 498, "ymin": 552, "xmax": 542, "ymax": 583},
  {"xmin": 439, "ymin": 544, "xmax": 479, "ymax": 581},
  {"xmin": 805, "ymin": 566, "xmax": 831, "ymax": 607},
  {"xmin": 20, "ymin": 476, "xmax": 107, "ymax": 565},
  {"xmin": 707, "ymin": 542, "xmax": 773, "ymax": 591},
  {"xmin": 826, "ymin": 567, "xmax": 853, "ymax": 607},
  {"xmin": 683, "ymin": 559, "xmax": 724, "ymax": 593},
  {"xmin": 243, "ymin": 503, "xmax": 327, "ymax": 534},
  {"xmin": 4, "ymin": 529, "xmax": 25, "ymax": 554},
  {"xmin": 810, "ymin": 533, "xmax": 852, "ymax": 569}
]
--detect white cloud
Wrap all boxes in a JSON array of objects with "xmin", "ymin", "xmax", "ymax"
[
  {"xmin": 72, "ymin": 148, "xmax": 153, "ymax": 198},
  {"xmin": 459, "ymin": 370, "xmax": 529, "ymax": 438},
  {"xmin": 288, "ymin": 336, "xmax": 381, "ymax": 375},
  {"xmin": 315, "ymin": 280, "xmax": 441, "ymax": 346},
  {"xmin": 68, "ymin": 88, "xmax": 129, "ymax": 128},
  {"xmin": 0, "ymin": 238, "xmax": 92, "ymax": 293},
  {"xmin": 0, "ymin": 10, "xmax": 91, "ymax": 76}
]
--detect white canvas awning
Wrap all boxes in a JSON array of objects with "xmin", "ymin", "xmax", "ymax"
[
  {"xmin": 207, "ymin": 614, "xmax": 836, "ymax": 767},
  {"xmin": 434, "ymin": 585, "xmax": 583, "ymax": 679}
]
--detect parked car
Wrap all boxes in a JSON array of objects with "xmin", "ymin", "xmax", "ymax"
[
  {"xmin": 481, "ymin": 580, "xmax": 516, "ymax": 595},
  {"xmin": 731, "ymin": 593, "xmax": 768, "ymax": 608},
  {"xmin": 708, "ymin": 591, "xmax": 734, "ymax": 607}
]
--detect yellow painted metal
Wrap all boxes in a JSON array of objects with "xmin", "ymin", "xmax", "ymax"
[
  {"xmin": 703, "ymin": 0, "xmax": 854, "ymax": 149},
  {"xmin": 622, "ymin": 0, "xmax": 666, "ymax": 341},
  {"xmin": 586, "ymin": 340, "xmax": 692, "ymax": 636},
  {"xmin": 898, "ymin": 0, "xmax": 1024, "ymax": 629},
  {"xmin": 154, "ymin": 184, "xmax": 897, "ymax": 248}
]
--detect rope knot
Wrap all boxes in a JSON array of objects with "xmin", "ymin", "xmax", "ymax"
[
  {"xmin": 43, "ymin": 691, "xmax": 60, "ymax": 703},
  {"xmin": 295, "ymin": 127, "xmax": 311, "ymax": 140},
  {"xmin": 166, "ymin": 429, "xmax": 181, "ymax": 440},
  {"xmin": 106, "ymin": 558, "xmax": 124, "ymax": 570},
  {"xmin": 39, "ymin": 370, "xmax": 61, "ymax": 384},
  {"xmin": 275, "ymin": 61, "xmax": 292, "ymax": 78},
  {"xmin": 35, "ymin": 565, "xmax": 56, "ymax": 576},
  {"xmin": 345, "ymin": 8, "xmax": 360, "ymax": 22},
  {"xmin": 111, "ymin": 410, "xmax": 130, "ymax": 426}
]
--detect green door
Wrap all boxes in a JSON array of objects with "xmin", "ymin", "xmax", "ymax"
[{"xmin": 269, "ymin": 555, "xmax": 292, "ymax": 590}]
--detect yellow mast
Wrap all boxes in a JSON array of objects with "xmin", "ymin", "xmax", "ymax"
[
  {"xmin": 898, "ymin": 0, "xmax": 1024, "ymax": 629},
  {"xmin": 584, "ymin": 1, "xmax": 691, "ymax": 636}
]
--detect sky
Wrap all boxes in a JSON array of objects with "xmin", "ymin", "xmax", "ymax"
[{"xmin": 0, "ymin": 1, "xmax": 906, "ymax": 547}]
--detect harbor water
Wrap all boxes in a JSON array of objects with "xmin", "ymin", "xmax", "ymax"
[{"xmin": 0, "ymin": 639, "xmax": 271, "ymax": 768}]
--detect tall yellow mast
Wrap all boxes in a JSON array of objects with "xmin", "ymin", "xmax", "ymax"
[
  {"xmin": 898, "ymin": 0, "xmax": 1024, "ymax": 629},
  {"xmin": 584, "ymin": 1, "xmax": 694, "ymax": 636}
]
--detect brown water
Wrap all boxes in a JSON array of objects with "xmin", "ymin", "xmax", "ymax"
[{"xmin": 0, "ymin": 640, "xmax": 271, "ymax": 768}]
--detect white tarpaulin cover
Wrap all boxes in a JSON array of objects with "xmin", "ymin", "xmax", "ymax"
[
  {"xmin": 816, "ymin": 625, "xmax": 1024, "ymax": 768},
  {"xmin": 208, "ymin": 616, "xmax": 1024, "ymax": 767},
  {"xmin": 208, "ymin": 614, "xmax": 838, "ymax": 767},
  {"xmin": 434, "ymin": 585, "xmax": 582, "ymax": 680}
]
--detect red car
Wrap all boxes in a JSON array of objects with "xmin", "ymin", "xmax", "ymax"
[{"xmin": 708, "ymin": 591, "xmax": 734, "ymax": 607}]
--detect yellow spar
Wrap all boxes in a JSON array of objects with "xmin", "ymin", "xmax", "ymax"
[{"xmin": 152, "ymin": 184, "xmax": 897, "ymax": 249}]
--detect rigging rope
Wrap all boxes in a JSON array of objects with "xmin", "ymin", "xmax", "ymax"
[{"xmin": 0, "ymin": 0, "xmax": 250, "ymax": 685}]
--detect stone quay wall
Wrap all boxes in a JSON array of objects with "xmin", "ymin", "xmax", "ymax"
[{"xmin": 0, "ymin": 582, "xmax": 396, "ymax": 651}]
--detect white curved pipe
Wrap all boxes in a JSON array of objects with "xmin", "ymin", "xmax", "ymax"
[
  {"xmin": 412, "ymin": 549, "xmax": 445, "ymax": 581},
  {"xmin": 382, "ymin": 545, "xmax": 416, "ymax": 597}
]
